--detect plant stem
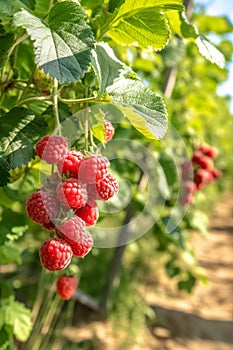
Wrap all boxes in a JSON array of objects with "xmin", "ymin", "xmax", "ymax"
[
  {"xmin": 16, "ymin": 95, "xmax": 52, "ymax": 107},
  {"xmin": 8, "ymin": 34, "xmax": 29, "ymax": 57},
  {"xmin": 17, "ymin": 66, "xmax": 36, "ymax": 103},
  {"xmin": 58, "ymin": 96, "xmax": 100, "ymax": 104},
  {"xmin": 53, "ymin": 78, "xmax": 61, "ymax": 135}
]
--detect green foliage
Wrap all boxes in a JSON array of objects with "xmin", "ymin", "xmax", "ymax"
[
  {"xmin": 107, "ymin": 79, "xmax": 168, "ymax": 139},
  {"xmin": 0, "ymin": 0, "xmax": 35, "ymax": 20},
  {"xmin": 0, "ymin": 32, "xmax": 14, "ymax": 69},
  {"xmin": 14, "ymin": 2, "xmax": 95, "ymax": 83},
  {"xmin": 0, "ymin": 296, "xmax": 32, "ymax": 342},
  {"xmin": 91, "ymin": 42, "xmax": 134, "ymax": 97},
  {"xmin": 0, "ymin": 108, "xmax": 46, "ymax": 186}
]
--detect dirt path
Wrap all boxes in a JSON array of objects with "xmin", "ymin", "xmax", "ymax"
[
  {"xmin": 65, "ymin": 192, "xmax": 233, "ymax": 349},
  {"xmin": 143, "ymin": 192, "xmax": 233, "ymax": 349}
]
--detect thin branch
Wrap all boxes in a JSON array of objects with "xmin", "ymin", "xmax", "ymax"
[
  {"xmin": 16, "ymin": 95, "xmax": 52, "ymax": 107},
  {"xmin": 8, "ymin": 34, "xmax": 29, "ymax": 57},
  {"xmin": 58, "ymin": 96, "xmax": 101, "ymax": 104},
  {"xmin": 53, "ymin": 78, "xmax": 61, "ymax": 134}
]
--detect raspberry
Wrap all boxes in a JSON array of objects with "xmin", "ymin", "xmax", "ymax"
[
  {"xmin": 39, "ymin": 238, "xmax": 73, "ymax": 271},
  {"xmin": 78, "ymin": 155, "xmax": 110, "ymax": 184},
  {"xmin": 104, "ymin": 120, "xmax": 115, "ymax": 142},
  {"xmin": 57, "ymin": 216, "xmax": 93, "ymax": 258},
  {"xmin": 211, "ymin": 168, "xmax": 222, "ymax": 179},
  {"xmin": 75, "ymin": 201, "xmax": 99, "ymax": 226},
  {"xmin": 181, "ymin": 160, "xmax": 193, "ymax": 181},
  {"xmin": 41, "ymin": 221, "xmax": 56, "ymax": 231},
  {"xmin": 95, "ymin": 173, "xmax": 119, "ymax": 201},
  {"xmin": 192, "ymin": 151, "xmax": 212, "ymax": 170},
  {"xmin": 194, "ymin": 169, "xmax": 213, "ymax": 189},
  {"xmin": 57, "ymin": 150, "xmax": 84, "ymax": 178},
  {"xmin": 56, "ymin": 275, "xmax": 78, "ymax": 300},
  {"xmin": 56, "ymin": 178, "xmax": 87, "ymax": 209},
  {"xmin": 180, "ymin": 181, "xmax": 196, "ymax": 206},
  {"xmin": 198, "ymin": 144, "xmax": 218, "ymax": 158},
  {"xmin": 36, "ymin": 135, "xmax": 68, "ymax": 164},
  {"xmin": 26, "ymin": 190, "xmax": 59, "ymax": 224}
]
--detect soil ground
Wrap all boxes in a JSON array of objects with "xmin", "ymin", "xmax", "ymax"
[{"xmin": 65, "ymin": 192, "xmax": 233, "ymax": 350}]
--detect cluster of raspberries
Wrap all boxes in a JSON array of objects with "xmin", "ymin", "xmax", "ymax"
[
  {"xmin": 180, "ymin": 143, "xmax": 222, "ymax": 206},
  {"xmin": 26, "ymin": 121, "xmax": 116, "ymax": 299}
]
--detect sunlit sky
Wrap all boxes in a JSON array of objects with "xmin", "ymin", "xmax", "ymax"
[{"xmin": 196, "ymin": 0, "xmax": 233, "ymax": 112}]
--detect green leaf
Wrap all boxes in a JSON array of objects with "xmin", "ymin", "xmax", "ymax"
[
  {"xmin": 0, "ymin": 245, "xmax": 22, "ymax": 264},
  {"xmin": 195, "ymin": 36, "xmax": 225, "ymax": 69},
  {"xmin": 160, "ymin": 36, "xmax": 186, "ymax": 67},
  {"xmin": 0, "ymin": 33, "xmax": 14, "ymax": 68},
  {"xmin": 13, "ymin": 2, "xmax": 95, "ymax": 83},
  {"xmin": 0, "ymin": 297, "xmax": 32, "ymax": 342},
  {"xmin": 108, "ymin": 9, "xmax": 171, "ymax": 50},
  {"xmin": 0, "ymin": 326, "xmax": 11, "ymax": 350},
  {"xmin": 197, "ymin": 15, "xmax": 233, "ymax": 35},
  {"xmin": 0, "ymin": 154, "xmax": 10, "ymax": 187},
  {"xmin": 161, "ymin": 216, "xmax": 186, "ymax": 249},
  {"xmin": 165, "ymin": 10, "xmax": 198, "ymax": 38},
  {"xmin": 0, "ymin": 208, "xmax": 27, "ymax": 245},
  {"xmin": 109, "ymin": 0, "xmax": 125, "ymax": 13},
  {"xmin": 188, "ymin": 210, "xmax": 209, "ymax": 234},
  {"xmin": 91, "ymin": 42, "xmax": 134, "ymax": 96},
  {"xmin": 107, "ymin": 78, "xmax": 168, "ymax": 139},
  {"xmin": 0, "ymin": 107, "xmax": 46, "ymax": 174},
  {"xmin": 0, "ymin": 0, "xmax": 35, "ymax": 20},
  {"xmin": 115, "ymin": 0, "xmax": 183, "ymax": 18}
]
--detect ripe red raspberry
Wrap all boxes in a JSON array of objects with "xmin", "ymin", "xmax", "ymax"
[
  {"xmin": 36, "ymin": 135, "xmax": 68, "ymax": 164},
  {"xmin": 95, "ymin": 173, "xmax": 119, "ymax": 201},
  {"xmin": 41, "ymin": 221, "xmax": 56, "ymax": 231},
  {"xmin": 39, "ymin": 238, "xmax": 73, "ymax": 271},
  {"xmin": 75, "ymin": 201, "xmax": 99, "ymax": 226},
  {"xmin": 194, "ymin": 169, "xmax": 213, "ymax": 189},
  {"xmin": 78, "ymin": 155, "xmax": 110, "ymax": 184},
  {"xmin": 104, "ymin": 120, "xmax": 115, "ymax": 142},
  {"xmin": 198, "ymin": 144, "xmax": 218, "ymax": 158},
  {"xmin": 57, "ymin": 216, "xmax": 93, "ymax": 258},
  {"xmin": 26, "ymin": 190, "xmax": 59, "ymax": 224},
  {"xmin": 57, "ymin": 150, "xmax": 84, "ymax": 178},
  {"xmin": 56, "ymin": 275, "xmax": 78, "ymax": 300},
  {"xmin": 181, "ymin": 160, "xmax": 193, "ymax": 181},
  {"xmin": 180, "ymin": 181, "xmax": 196, "ymax": 206},
  {"xmin": 211, "ymin": 168, "xmax": 222, "ymax": 179},
  {"xmin": 56, "ymin": 178, "xmax": 87, "ymax": 209},
  {"xmin": 192, "ymin": 151, "xmax": 212, "ymax": 170}
]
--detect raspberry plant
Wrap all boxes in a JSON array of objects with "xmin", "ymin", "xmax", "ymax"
[{"xmin": 0, "ymin": 0, "xmax": 232, "ymax": 348}]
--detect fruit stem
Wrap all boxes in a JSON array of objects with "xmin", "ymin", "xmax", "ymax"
[{"xmin": 53, "ymin": 78, "xmax": 61, "ymax": 135}]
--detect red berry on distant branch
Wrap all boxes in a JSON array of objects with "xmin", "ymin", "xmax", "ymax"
[
  {"xmin": 26, "ymin": 190, "xmax": 59, "ymax": 224},
  {"xmin": 36, "ymin": 135, "xmax": 68, "ymax": 164},
  {"xmin": 194, "ymin": 169, "xmax": 213, "ymax": 189},
  {"xmin": 56, "ymin": 178, "xmax": 87, "ymax": 209},
  {"xmin": 192, "ymin": 151, "xmax": 212, "ymax": 170},
  {"xmin": 56, "ymin": 275, "xmax": 78, "ymax": 300},
  {"xmin": 198, "ymin": 144, "xmax": 218, "ymax": 158},
  {"xmin": 39, "ymin": 238, "xmax": 73, "ymax": 271},
  {"xmin": 211, "ymin": 168, "xmax": 222, "ymax": 179},
  {"xmin": 104, "ymin": 120, "xmax": 115, "ymax": 142}
]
